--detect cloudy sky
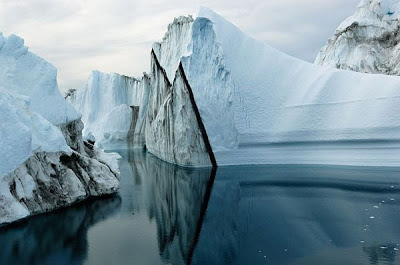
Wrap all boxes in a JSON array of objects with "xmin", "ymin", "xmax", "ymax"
[{"xmin": 0, "ymin": 0, "xmax": 361, "ymax": 91}]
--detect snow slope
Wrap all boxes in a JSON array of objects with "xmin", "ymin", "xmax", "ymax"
[
  {"xmin": 149, "ymin": 8, "xmax": 400, "ymax": 167},
  {"xmin": 315, "ymin": 0, "xmax": 400, "ymax": 75},
  {"xmin": 68, "ymin": 70, "xmax": 143, "ymax": 148}
]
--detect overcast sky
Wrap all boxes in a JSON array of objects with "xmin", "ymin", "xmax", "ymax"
[{"xmin": 0, "ymin": 0, "xmax": 361, "ymax": 91}]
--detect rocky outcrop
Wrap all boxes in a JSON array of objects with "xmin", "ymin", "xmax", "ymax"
[{"xmin": 315, "ymin": 0, "xmax": 400, "ymax": 75}]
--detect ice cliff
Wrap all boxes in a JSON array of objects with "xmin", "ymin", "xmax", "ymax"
[
  {"xmin": 315, "ymin": 0, "xmax": 400, "ymax": 75},
  {"xmin": 0, "ymin": 34, "xmax": 120, "ymax": 225},
  {"xmin": 68, "ymin": 71, "xmax": 144, "ymax": 149},
  {"xmin": 145, "ymin": 8, "xmax": 400, "ymax": 167}
]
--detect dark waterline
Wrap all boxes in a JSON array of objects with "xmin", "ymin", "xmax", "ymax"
[{"xmin": 0, "ymin": 150, "xmax": 400, "ymax": 265}]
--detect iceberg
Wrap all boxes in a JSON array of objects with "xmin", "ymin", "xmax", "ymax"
[
  {"xmin": 0, "ymin": 34, "xmax": 120, "ymax": 225},
  {"xmin": 142, "ymin": 7, "xmax": 400, "ymax": 167},
  {"xmin": 315, "ymin": 0, "xmax": 400, "ymax": 75}
]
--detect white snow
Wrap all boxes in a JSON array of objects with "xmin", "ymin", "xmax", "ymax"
[{"xmin": 69, "ymin": 70, "xmax": 143, "ymax": 148}]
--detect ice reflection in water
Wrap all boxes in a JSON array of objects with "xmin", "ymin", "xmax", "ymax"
[{"xmin": 0, "ymin": 151, "xmax": 399, "ymax": 265}]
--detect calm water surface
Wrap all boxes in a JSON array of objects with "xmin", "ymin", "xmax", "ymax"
[{"xmin": 1, "ymin": 150, "xmax": 400, "ymax": 265}]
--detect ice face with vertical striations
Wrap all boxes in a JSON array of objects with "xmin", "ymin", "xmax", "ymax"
[
  {"xmin": 68, "ymin": 70, "xmax": 143, "ymax": 149},
  {"xmin": 153, "ymin": 15, "xmax": 238, "ymax": 152},
  {"xmin": 315, "ymin": 0, "xmax": 400, "ymax": 75}
]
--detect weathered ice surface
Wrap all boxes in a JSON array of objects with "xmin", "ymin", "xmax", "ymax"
[
  {"xmin": 0, "ymin": 33, "xmax": 120, "ymax": 225},
  {"xmin": 68, "ymin": 70, "xmax": 143, "ymax": 149},
  {"xmin": 145, "ymin": 51, "xmax": 215, "ymax": 167},
  {"xmin": 315, "ymin": 0, "xmax": 400, "ymax": 75}
]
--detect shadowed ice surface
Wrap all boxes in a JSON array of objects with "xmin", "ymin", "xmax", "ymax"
[{"xmin": 0, "ymin": 150, "xmax": 399, "ymax": 265}]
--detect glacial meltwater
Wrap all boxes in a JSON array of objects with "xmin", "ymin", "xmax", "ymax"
[{"xmin": 1, "ymin": 150, "xmax": 400, "ymax": 265}]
